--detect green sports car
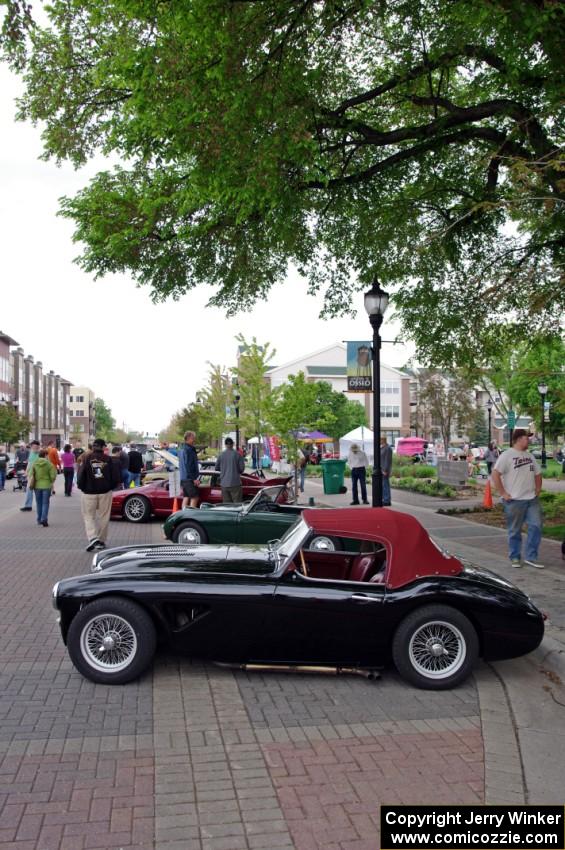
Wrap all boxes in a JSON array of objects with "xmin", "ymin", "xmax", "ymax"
[{"xmin": 162, "ymin": 485, "xmax": 340, "ymax": 551}]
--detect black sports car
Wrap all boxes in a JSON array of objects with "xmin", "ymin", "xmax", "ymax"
[{"xmin": 52, "ymin": 508, "xmax": 544, "ymax": 690}]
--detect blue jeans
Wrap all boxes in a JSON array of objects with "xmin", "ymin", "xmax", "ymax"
[
  {"xmin": 351, "ymin": 467, "xmax": 367, "ymax": 503},
  {"xmin": 0, "ymin": 469, "xmax": 5, "ymax": 490},
  {"xmin": 299, "ymin": 466, "xmax": 305, "ymax": 493},
  {"xmin": 23, "ymin": 484, "xmax": 34, "ymax": 508},
  {"xmin": 382, "ymin": 474, "xmax": 391, "ymax": 506},
  {"xmin": 121, "ymin": 469, "xmax": 130, "ymax": 489},
  {"xmin": 35, "ymin": 488, "xmax": 51, "ymax": 523},
  {"xmin": 129, "ymin": 473, "xmax": 141, "ymax": 487},
  {"xmin": 502, "ymin": 498, "xmax": 542, "ymax": 560}
]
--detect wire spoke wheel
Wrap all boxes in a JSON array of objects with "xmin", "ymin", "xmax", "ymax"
[
  {"xmin": 408, "ymin": 620, "xmax": 465, "ymax": 679},
  {"xmin": 80, "ymin": 614, "xmax": 138, "ymax": 672}
]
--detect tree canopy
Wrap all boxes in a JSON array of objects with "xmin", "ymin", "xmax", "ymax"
[
  {"xmin": 93, "ymin": 397, "xmax": 115, "ymax": 441},
  {"xmin": 0, "ymin": 403, "xmax": 32, "ymax": 445},
  {"xmin": 9, "ymin": 0, "xmax": 563, "ymax": 359}
]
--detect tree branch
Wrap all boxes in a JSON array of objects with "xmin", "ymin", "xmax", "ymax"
[{"xmin": 303, "ymin": 128, "xmax": 532, "ymax": 190}]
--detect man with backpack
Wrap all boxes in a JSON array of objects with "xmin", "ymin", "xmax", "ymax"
[{"xmin": 77, "ymin": 438, "xmax": 121, "ymax": 551}]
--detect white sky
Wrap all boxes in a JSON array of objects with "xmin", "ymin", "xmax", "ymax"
[{"xmin": 0, "ymin": 64, "xmax": 412, "ymax": 434}]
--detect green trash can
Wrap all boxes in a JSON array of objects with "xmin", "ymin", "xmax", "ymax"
[{"xmin": 321, "ymin": 459, "xmax": 347, "ymax": 495}]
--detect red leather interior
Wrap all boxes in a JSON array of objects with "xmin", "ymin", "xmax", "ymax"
[
  {"xmin": 349, "ymin": 554, "xmax": 378, "ymax": 582},
  {"xmin": 299, "ymin": 549, "xmax": 387, "ymax": 583}
]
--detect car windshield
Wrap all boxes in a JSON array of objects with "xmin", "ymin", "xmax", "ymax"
[
  {"xmin": 244, "ymin": 485, "xmax": 284, "ymax": 514},
  {"xmin": 274, "ymin": 518, "xmax": 309, "ymax": 572}
]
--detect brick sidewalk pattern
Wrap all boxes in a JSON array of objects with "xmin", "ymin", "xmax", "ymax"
[{"xmin": 0, "ymin": 486, "xmax": 487, "ymax": 849}]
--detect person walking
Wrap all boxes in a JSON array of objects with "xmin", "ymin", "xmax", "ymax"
[
  {"xmin": 127, "ymin": 445, "xmax": 143, "ymax": 487},
  {"xmin": 180, "ymin": 430, "xmax": 200, "ymax": 509},
  {"xmin": 20, "ymin": 440, "xmax": 40, "ymax": 511},
  {"xmin": 380, "ymin": 436, "xmax": 393, "ymax": 506},
  {"xmin": 60, "ymin": 443, "xmax": 75, "ymax": 496},
  {"xmin": 77, "ymin": 437, "xmax": 121, "ymax": 551},
  {"xmin": 491, "ymin": 429, "xmax": 544, "ymax": 569},
  {"xmin": 115, "ymin": 445, "xmax": 130, "ymax": 489},
  {"xmin": 111, "ymin": 447, "xmax": 127, "ymax": 490},
  {"xmin": 47, "ymin": 441, "xmax": 61, "ymax": 495},
  {"xmin": 484, "ymin": 441, "xmax": 499, "ymax": 475},
  {"xmin": 14, "ymin": 443, "xmax": 29, "ymax": 473},
  {"xmin": 215, "ymin": 437, "xmax": 245, "ymax": 503},
  {"xmin": 0, "ymin": 446, "xmax": 9, "ymax": 492},
  {"xmin": 27, "ymin": 448, "xmax": 57, "ymax": 526},
  {"xmin": 296, "ymin": 446, "xmax": 308, "ymax": 494},
  {"xmin": 347, "ymin": 443, "xmax": 369, "ymax": 505}
]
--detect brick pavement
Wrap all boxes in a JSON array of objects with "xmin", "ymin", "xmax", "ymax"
[{"xmin": 0, "ymin": 484, "xmax": 498, "ymax": 850}]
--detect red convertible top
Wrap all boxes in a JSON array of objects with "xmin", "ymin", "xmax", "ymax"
[{"xmin": 302, "ymin": 508, "xmax": 463, "ymax": 589}]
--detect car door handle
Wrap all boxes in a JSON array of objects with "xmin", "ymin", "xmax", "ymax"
[{"xmin": 351, "ymin": 593, "xmax": 380, "ymax": 603}]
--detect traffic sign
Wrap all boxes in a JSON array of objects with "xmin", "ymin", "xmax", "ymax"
[{"xmin": 507, "ymin": 410, "xmax": 516, "ymax": 429}]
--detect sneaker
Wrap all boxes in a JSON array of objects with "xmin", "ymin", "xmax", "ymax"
[
  {"xmin": 510, "ymin": 559, "xmax": 522, "ymax": 568},
  {"xmin": 41, "ymin": 521, "xmax": 49, "ymax": 527},
  {"xmin": 362, "ymin": 501, "xmax": 370, "ymax": 505},
  {"xmin": 20, "ymin": 507, "xmax": 32, "ymax": 512},
  {"xmin": 350, "ymin": 501, "xmax": 360, "ymax": 506},
  {"xmin": 524, "ymin": 558, "xmax": 544, "ymax": 569},
  {"xmin": 94, "ymin": 540, "xmax": 106, "ymax": 549},
  {"xmin": 86, "ymin": 538, "xmax": 99, "ymax": 552}
]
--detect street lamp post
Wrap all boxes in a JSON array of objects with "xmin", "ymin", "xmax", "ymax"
[
  {"xmin": 537, "ymin": 383, "xmax": 548, "ymax": 469},
  {"xmin": 364, "ymin": 279, "xmax": 389, "ymax": 508},
  {"xmin": 234, "ymin": 393, "xmax": 240, "ymax": 450},
  {"xmin": 486, "ymin": 399, "xmax": 493, "ymax": 445}
]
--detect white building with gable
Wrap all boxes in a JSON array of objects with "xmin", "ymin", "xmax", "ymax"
[{"xmin": 266, "ymin": 343, "xmax": 411, "ymax": 441}]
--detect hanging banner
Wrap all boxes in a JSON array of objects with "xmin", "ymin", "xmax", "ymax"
[
  {"xmin": 346, "ymin": 341, "xmax": 373, "ymax": 392},
  {"xmin": 544, "ymin": 401, "xmax": 551, "ymax": 423},
  {"xmin": 268, "ymin": 436, "xmax": 281, "ymax": 462},
  {"xmin": 262, "ymin": 436, "xmax": 271, "ymax": 458}
]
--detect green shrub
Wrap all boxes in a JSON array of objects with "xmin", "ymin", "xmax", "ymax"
[
  {"xmin": 391, "ymin": 476, "xmax": 456, "ymax": 498},
  {"xmin": 539, "ymin": 490, "xmax": 565, "ymax": 519}
]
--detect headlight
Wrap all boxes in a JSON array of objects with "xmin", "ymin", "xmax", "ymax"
[{"xmin": 52, "ymin": 582, "xmax": 60, "ymax": 609}]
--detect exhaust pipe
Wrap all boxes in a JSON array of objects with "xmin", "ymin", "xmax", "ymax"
[{"xmin": 214, "ymin": 662, "xmax": 381, "ymax": 680}]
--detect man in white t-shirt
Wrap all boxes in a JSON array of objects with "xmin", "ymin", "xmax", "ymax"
[{"xmin": 491, "ymin": 429, "xmax": 543, "ymax": 569}]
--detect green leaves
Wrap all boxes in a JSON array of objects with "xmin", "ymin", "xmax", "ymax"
[
  {"xmin": 0, "ymin": 404, "xmax": 32, "ymax": 445},
  {"xmin": 7, "ymin": 0, "xmax": 565, "ymax": 352},
  {"xmin": 94, "ymin": 397, "xmax": 116, "ymax": 441}
]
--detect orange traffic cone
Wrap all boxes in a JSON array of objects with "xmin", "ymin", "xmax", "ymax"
[
  {"xmin": 172, "ymin": 497, "xmax": 180, "ymax": 513},
  {"xmin": 483, "ymin": 479, "xmax": 493, "ymax": 510}
]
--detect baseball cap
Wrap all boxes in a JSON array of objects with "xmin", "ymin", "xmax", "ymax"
[
  {"xmin": 511, "ymin": 429, "xmax": 533, "ymax": 442},
  {"xmin": 93, "ymin": 438, "xmax": 107, "ymax": 448}
]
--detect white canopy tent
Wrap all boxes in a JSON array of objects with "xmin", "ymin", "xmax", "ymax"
[{"xmin": 339, "ymin": 426, "xmax": 375, "ymax": 464}]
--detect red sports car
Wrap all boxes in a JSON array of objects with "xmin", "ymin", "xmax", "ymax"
[{"xmin": 112, "ymin": 470, "xmax": 294, "ymax": 522}]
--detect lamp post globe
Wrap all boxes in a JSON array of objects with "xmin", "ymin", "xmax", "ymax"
[
  {"xmin": 363, "ymin": 278, "xmax": 389, "ymax": 508},
  {"xmin": 537, "ymin": 383, "xmax": 548, "ymax": 469}
]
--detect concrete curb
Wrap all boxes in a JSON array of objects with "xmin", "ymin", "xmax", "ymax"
[
  {"xmin": 530, "ymin": 631, "xmax": 565, "ymax": 685},
  {"xmin": 474, "ymin": 665, "xmax": 526, "ymax": 804}
]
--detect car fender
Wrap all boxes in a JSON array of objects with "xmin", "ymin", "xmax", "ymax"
[{"xmin": 57, "ymin": 581, "xmax": 173, "ymax": 645}]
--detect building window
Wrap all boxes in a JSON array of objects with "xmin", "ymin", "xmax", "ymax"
[
  {"xmin": 76, "ymin": 395, "xmax": 84, "ymax": 403},
  {"xmin": 75, "ymin": 409, "xmax": 85, "ymax": 417},
  {"xmin": 382, "ymin": 405, "xmax": 400, "ymax": 418},
  {"xmin": 380, "ymin": 382, "xmax": 400, "ymax": 394}
]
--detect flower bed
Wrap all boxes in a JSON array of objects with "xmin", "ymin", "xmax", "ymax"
[{"xmin": 438, "ymin": 491, "xmax": 565, "ymax": 541}]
